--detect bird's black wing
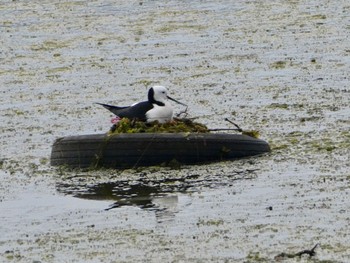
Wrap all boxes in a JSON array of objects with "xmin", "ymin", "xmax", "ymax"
[
  {"xmin": 119, "ymin": 101, "xmax": 153, "ymax": 121},
  {"xmin": 96, "ymin": 101, "xmax": 153, "ymax": 121}
]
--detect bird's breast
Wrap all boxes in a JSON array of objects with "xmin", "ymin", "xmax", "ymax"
[{"xmin": 146, "ymin": 103, "xmax": 173, "ymax": 123}]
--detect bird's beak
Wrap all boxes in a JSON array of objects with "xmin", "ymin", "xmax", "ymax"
[{"xmin": 167, "ymin": 96, "xmax": 187, "ymax": 107}]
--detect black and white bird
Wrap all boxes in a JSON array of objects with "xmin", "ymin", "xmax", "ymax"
[{"xmin": 96, "ymin": 86, "xmax": 187, "ymax": 123}]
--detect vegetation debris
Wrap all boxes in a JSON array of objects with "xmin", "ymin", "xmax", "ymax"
[
  {"xmin": 107, "ymin": 118, "xmax": 260, "ymax": 138},
  {"xmin": 108, "ymin": 118, "xmax": 209, "ymax": 134}
]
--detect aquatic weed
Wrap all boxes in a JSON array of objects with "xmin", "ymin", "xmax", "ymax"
[{"xmin": 108, "ymin": 118, "xmax": 209, "ymax": 134}]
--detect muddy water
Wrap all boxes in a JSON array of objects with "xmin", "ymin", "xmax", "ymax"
[{"xmin": 1, "ymin": 0, "xmax": 349, "ymax": 262}]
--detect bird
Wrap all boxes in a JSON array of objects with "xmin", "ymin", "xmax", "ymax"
[{"xmin": 96, "ymin": 86, "xmax": 187, "ymax": 123}]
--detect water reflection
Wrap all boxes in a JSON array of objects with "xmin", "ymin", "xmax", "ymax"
[
  {"xmin": 57, "ymin": 177, "xmax": 192, "ymax": 222},
  {"xmin": 56, "ymin": 170, "xmax": 257, "ymax": 222},
  {"xmin": 79, "ymin": 181, "xmax": 178, "ymax": 210}
]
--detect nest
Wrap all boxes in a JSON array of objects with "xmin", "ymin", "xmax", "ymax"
[{"xmin": 109, "ymin": 118, "xmax": 209, "ymax": 134}]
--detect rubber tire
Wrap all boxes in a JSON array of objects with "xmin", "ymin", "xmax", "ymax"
[{"xmin": 50, "ymin": 133, "xmax": 270, "ymax": 169}]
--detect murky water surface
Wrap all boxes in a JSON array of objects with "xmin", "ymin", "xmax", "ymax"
[{"xmin": 1, "ymin": 0, "xmax": 349, "ymax": 262}]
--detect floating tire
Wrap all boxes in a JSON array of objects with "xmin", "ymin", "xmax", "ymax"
[{"xmin": 50, "ymin": 133, "xmax": 270, "ymax": 169}]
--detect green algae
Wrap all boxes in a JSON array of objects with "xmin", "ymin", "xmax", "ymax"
[
  {"xmin": 242, "ymin": 130, "xmax": 260, "ymax": 138},
  {"xmin": 107, "ymin": 118, "xmax": 261, "ymax": 138},
  {"xmin": 108, "ymin": 118, "xmax": 209, "ymax": 134},
  {"xmin": 197, "ymin": 219, "xmax": 225, "ymax": 227},
  {"xmin": 270, "ymin": 61, "xmax": 287, "ymax": 69},
  {"xmin": 30, "ymin": 40, "xmax": 71, "ymax": 51}
]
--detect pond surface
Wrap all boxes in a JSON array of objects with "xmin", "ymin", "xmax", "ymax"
[{"xmin": 1, "ymin": 0, "xmax": 349, "ymax": 262}]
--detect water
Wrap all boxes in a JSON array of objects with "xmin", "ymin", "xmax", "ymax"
[{"xmin": 1, "ymin": 0, "xmax": 349, "ymax": 262}]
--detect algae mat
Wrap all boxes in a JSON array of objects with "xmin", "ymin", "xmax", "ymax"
[{"xmin": 1, "ymin": 0, "xmax": 349, "ymax": 262}]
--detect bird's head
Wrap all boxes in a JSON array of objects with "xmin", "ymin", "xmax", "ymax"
[{"xmin": 148, "ymin": 86, "xmax": 187, "ymax": 107}]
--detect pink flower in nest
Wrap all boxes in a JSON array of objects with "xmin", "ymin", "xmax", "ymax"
[{"xmin": 111, "ymin": 116, "xmax": 121, "ymax": 124}]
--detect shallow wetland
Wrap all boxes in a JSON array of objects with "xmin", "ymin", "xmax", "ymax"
[{"xmin": 1, "ymin": 0, "xmax": 349, "ymax": 262}]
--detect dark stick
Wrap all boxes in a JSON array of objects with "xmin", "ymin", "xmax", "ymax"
[
  {"xmin": 208, "ymin": 128, "xmax": 242, "ymax": 132},
  {"xmin": 224, "ymin": 118, "xmax": 243, "ymax": 132},
  {"xmin": 295, "ymin": 243, "xmax": 319, "ymax": 257},
  {"xmin": 274, "ymin": 244, "xmax": 319, "ymax": 260},
  {"xmin": 176, "ymin": 105, "xmax": 189, "ymax": 118}
]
